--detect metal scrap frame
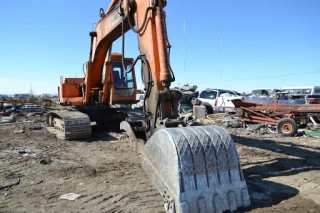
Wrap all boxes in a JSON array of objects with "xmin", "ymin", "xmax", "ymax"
[{"xmin": 232, "ymin": 99, "xmax": 320, "ymax": 126}]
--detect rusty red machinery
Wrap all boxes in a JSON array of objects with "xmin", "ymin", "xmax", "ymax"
[{"xmin": 232, "ymin": 99, "xmax": 320, "ymax": 136}]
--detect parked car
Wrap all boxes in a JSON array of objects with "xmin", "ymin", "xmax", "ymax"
[
  {"xmin": 287, "ymin": 95, "xmax": 320, "ymax": 104},
  {"xmin": 244, "ymin": 88, "xmax": 288, "ymax": 104},
  {"xmin": 307, "ymin": 96, "xmax": 320, "ymax": 104},
  {"xmin": 22, "ymin": 103, "xmax": 38, "ymax": 108},
  {"xmin": 197, "ymin": 89, "xmax": 242, "ymax": 114},
  {"xmin": 288, "ymin": 99, "xmax": 306, "ymax": 104},
  {"xmin": 22, "ymin": 107, "xmax": 44, "ymax": 116}
]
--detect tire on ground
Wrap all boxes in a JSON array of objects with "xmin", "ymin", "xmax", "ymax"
[
  {"xmin": 200, "ymin": 103, "xmax": 213, "ymax": 114},
  {"xmin": 276, "ymin": 118, "xmax": 297, "ymax": 137},
  {"xmin": 205, "ymin": 105, "xmax": 214, "ymax": 114}
]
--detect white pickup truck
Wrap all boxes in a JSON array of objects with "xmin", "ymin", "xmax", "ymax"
[
  {"xmin": 197, "ymin": 89, "xmax": 242, "ymax": 114},
  {"xmin": 198, "ymin": 88, "xmax": 289, "ymax": 114}
]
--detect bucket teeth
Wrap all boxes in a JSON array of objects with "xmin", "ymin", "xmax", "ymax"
[{"xmin": 141, "ymin": 125, "xmax": 250, "ymax": 213}]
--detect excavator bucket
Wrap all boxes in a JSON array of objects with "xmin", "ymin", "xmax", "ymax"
[{"xmin": 141, "ymin": 125, "xmax": 250, "ymax": 213}]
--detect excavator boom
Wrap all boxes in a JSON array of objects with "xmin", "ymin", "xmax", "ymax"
[{"xmin": 48, "ymin": 0, "xmax": 251, "ymax": 212}]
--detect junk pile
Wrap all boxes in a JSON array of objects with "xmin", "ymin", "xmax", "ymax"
[
  {"xmin": 0, "ymin": 102, "xmax": 44, "ymax": 124},
  {"xmin": 224, "ymin": 99, "xmax": 320, "ymax": 136},
  {"xmin": 172, "ymin": 83, "xmax": 199, "ymax": 114}
]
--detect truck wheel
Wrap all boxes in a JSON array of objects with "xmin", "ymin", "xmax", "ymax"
[
  {"xmin": 205, "ymin": 106, "xmax": 213, "ymax": 114},
  {"xmin": 276, "ymin": 118, "xmax": 297, "ymax": 137}
]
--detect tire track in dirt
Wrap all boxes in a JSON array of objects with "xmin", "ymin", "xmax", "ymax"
[
  {"xmin": 27, "ymin": 134, "xmax": 165, "ymax": 212},
  {"xmin": 79, "ymin": 176, "xmax": 164, "ymax": 212}
]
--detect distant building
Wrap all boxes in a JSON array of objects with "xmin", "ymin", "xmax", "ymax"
[{"xmin": 12, "ymin": 94, "xmax": 30, "ymax": 100}]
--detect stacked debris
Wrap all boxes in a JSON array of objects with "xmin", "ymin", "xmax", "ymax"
[
  {"xmin": 219, "ymin": 99, "xmax": 320, "ymax": 137},
  {"xmin": 172, "ymin": 83, "xmax": 199, "ymax": 114},
  {"xmin": 0, "ymin": 102, "xmax": 45, "ymax": 123}
]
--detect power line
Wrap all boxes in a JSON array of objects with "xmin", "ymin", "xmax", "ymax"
[
  {"xmin": 235, "ymin": 55, "xmax": 319, "ymax": 69},
  {"xmin": 183, "ymin": 6, "xmax": 186, "ymax": 73},
  {"xmin": 192, "ymin": 70, "xmax": 320, "ymax": 84},
  {"xmin": 281, "ymin": 45, "xmax": 285, "ymax": 86},
  {"xmin": 184, "ymin": 54, "xmax": 320, "ymax": 74},
  {"xmin": 185, "ymin": 55, "xmax": 320, "ymax": 76},
  {"xmin": 244, "ymin": 54, "xmax": 316, "ymax": 67},
  {"xmin": 219, "ymin": 27, "xmax": 223, "ymax": 79}
]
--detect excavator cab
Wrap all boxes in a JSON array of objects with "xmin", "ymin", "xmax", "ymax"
[
  {"xmin": 58, "ymin": 53, "xmax": 137, "ymax": 106},
  {"xmin": 107, "ymin": 53, "xmax": 138, "ymax": 105}
]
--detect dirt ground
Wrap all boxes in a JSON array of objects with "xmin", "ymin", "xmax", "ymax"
[{"xmin": 0, "ymin": 115, "xmax": 319, "ymax": 213}]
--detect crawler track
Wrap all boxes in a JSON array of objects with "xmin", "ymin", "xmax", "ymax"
[{"xmin": 46, "ymin": 110, "xmax": 91, "ymax": 139}]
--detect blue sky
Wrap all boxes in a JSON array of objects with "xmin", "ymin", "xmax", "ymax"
[{"xmin": 0, "ymin": 0, "xmax": 319, "ymax": 95}]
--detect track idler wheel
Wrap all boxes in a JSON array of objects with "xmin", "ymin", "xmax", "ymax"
[{"xmin": 141, "ymin": 125, "xmax": 250, "ymax": 213}]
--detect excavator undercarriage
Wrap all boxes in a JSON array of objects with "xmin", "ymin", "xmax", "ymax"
[
  {"xmin": 46, "ymin": 110, "xmax": 91, "ymax": 140},
  {"xmin": 46, "ymin": 106, "xmax": 145, "ymax": 139}
]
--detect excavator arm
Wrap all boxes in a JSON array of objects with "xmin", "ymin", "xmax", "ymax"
[
  {"xmin": 79, "ymin": 0, "xmax": 251, "ymax": 212},
  {"xmin": 85, "ymin": 0, "xmax": 182, "ymax": 138},
  {"xmin": 84, "ymin": 1, "xmax": 133, "ymax": 105}
]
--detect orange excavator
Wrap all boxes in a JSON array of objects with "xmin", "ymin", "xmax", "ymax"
[
  {"xmin": 47, "ymin": 53, "xmax": 139, "ymax": 139},
  {"xmin": 47, "ymin": 0, "xmax": 250, "ymax": 212}
]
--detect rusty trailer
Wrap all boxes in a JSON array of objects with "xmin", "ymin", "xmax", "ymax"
[{"xmin": 231, "ymin": 99, "xmax": 320, "ymax": 136}]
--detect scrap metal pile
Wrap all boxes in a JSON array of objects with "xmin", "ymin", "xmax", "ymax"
[
  {"xmin": 0, "ymin": 102, "xmax": 44, "ymax": 123},
  {"xmin": 172, "ymin": 83, "xmax": 199, "ymax": 114},
  {"xmin": 230, "ymin": 99, "xmax": 320, "ymax": 136},
  {"xmin": 167, "ymin": 84, "xmax": 320, "ymax": 138}
]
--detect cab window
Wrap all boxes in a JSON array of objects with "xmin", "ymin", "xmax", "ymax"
[{"xmin": 199, "ymin": 91, "xmax": 217, "ymax": 99}]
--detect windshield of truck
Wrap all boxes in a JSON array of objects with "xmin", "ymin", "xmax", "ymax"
[
  {"xmin": 220, "ymin": 90, "xmax": 241, "ymax": 97},
  {"xmin": 231, "ymin": 91, "xmax": 242, "ymax": 96},
  {"xmin": 199, "ymin": 91, "xmax": 217, "ymax": 99}
]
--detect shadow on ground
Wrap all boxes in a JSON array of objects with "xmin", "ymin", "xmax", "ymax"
[
  {"xmin": 73, "ymin": 130, "xmax": 119, "ymax": 143},
  {"xmin": 231, "ymin": 134, "xmax": 320, "ymax": 211}
]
